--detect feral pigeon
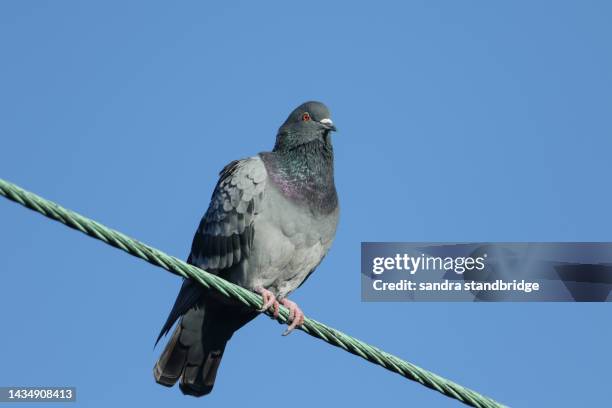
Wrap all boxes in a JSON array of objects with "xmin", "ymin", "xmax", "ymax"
[{"xmin": 154, "ymin": 101, "xmax": 339, "ymax": 396}]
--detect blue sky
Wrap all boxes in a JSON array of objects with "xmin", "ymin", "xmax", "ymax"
[{"xmin": 1, "ymin": 1, "xmax": 611, "ymax": 407}]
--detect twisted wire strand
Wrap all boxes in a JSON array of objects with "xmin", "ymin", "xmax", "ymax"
[{"xmin": 0, "ymin": 178, "xmax": 507, "ymax": 408}]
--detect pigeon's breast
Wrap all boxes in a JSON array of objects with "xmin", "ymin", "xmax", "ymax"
[{"xmin": 242, "ymin": 182, "xmax": 339, "ymax": 298}]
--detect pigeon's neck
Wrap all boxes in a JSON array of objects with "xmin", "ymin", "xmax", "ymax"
[{"xmin": 261, "ymin": 139, "xmax": 338, "ymax": 214}]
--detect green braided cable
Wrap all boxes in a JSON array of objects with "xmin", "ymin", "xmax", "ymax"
[{"xmin": 0, "ymin": 178, "xmax": 508, "ymax": 408}]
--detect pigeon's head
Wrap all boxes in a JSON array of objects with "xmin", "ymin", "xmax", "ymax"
[{"xmin": 274, "ymin": 101, "xmax": 336, "ymax": 151}]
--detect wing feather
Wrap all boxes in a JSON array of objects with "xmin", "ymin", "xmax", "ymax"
[{"xmin": 188, "ymin": 157, "xmax": 267, "ymax": 273}]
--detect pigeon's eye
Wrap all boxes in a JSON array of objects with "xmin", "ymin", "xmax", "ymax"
[{"xmin": 302, "ymin": 112, "xmax": 311, "ymax": 121}]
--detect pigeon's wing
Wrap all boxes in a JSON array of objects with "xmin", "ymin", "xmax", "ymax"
[
  {"xmin": 188, "ymin": 156, "xmax": 267, "ymax": 273},
  {"xmin": 156, "ymin": 157, "xmax": 267, "ymax": 343}
]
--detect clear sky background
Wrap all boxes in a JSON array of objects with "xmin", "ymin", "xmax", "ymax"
[{"xmin": 1, "ymin": 2, "xmax": 611, "ymax": 407}]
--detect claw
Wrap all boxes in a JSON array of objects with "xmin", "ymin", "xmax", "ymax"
[
  {"xmin": 280, "ymin": 298, "xmax": 304, "ymax": 336},
  {"xmin": 255, "ymin": 287, "xmax": 278, "ymax": 313}
]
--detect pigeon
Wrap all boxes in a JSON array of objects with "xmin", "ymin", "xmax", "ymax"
[{"xmin": 153, "ymin": 101, "xmax": 339, "ymax": 397}]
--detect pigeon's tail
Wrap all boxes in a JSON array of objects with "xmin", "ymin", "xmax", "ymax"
[
  {"xmin": 154, "ymin": 302, "xmax": 256, "ymax": 397},
  {"xmin": 153, "ymin": 305, "xmax": 220, "ymax": 396}
]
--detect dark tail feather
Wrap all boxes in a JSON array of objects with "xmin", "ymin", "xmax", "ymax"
[
  {"xmin": 155, "ymin": 279, "xmax": 201, "ymax": 347},
  {"xmin": 154, "ymin": 302, "xmax": 256, "ymax": 397},
  {"xmin": 154, "ymin": 322, "xmax": 188, "ymax": 386},
  {"xmin": 179, "ymin": 343, "xmax": 227, "ymax": 396}
]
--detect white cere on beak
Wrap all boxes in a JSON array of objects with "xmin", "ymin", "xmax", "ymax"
[{"xmin": 320, "ymin": 118, "xmax": 334, "ymax": 126}]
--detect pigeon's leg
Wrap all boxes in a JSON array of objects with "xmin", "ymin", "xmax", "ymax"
[
  {"xmin": 255, "ymin": 287, "xmax": 279, "ymax": 316},
  {"xmin": 280, "ymin": 298, "xmax": 305, "ymax": 336}
]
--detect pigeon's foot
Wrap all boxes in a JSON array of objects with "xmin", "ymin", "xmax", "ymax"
[
  {"xmin": 255, "ymin": 287, "xmax": 279, "ymax": 316},
  {"xmin": 280, "ymin": 298, "xmax": 305, "ymax": 336}
]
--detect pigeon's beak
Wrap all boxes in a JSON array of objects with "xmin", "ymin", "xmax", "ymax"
[{"xmin": 319, "ymin": 118, "xmax": 337, "ymax": 132}]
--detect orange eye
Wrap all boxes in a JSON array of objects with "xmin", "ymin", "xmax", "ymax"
[{"xmin": 302, "ymin": 112, "xmax": 311, "ymax": 121}]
